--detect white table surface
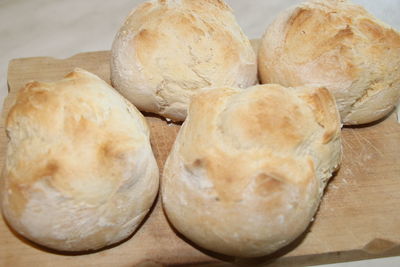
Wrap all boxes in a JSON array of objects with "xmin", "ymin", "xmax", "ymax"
[{"xmin": 0, "ymin": 0, "xmax": 399, "ymax": 266}]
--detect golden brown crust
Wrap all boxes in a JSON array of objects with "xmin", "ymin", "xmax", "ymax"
[
  {"xmin": 162, "ymin": 84, "xmax": 342, "ymax": 257},
  {"xmin": 1, "ymin": 69, "xmax": 159, "ymax": 251},
  {"xmin": 111, "ymin": 0, "xmax": 257, "ymax": 121},
  {"xmin": 297, "ymin": 87, "xmax": 341, "ymax": 144},
  {"xmin": 259, "ymin": 0, "xmax": 400, "ymax": 125}
]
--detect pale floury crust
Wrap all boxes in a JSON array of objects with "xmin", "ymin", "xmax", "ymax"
[
  {"xmin": 259, "ymin": 0, "xmax": 400, "ymax": 125},
  {"xmin": 111, "ymin": 0, "xmax": 257, "ymax": 122},
  {"xmin": 162, "ymin": 84, "xmax": 342, "ymax": 257},
  {"xmin": 1, "ymin": 69, "xmax": 159, "ymax": 251}
]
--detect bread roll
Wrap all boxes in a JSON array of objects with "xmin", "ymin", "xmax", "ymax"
[
  {"xmin": 111, "ymin": 0, "xmax": 257, "ymax": 122},
  {"xmin": 258, "ymin": 0, "xmax": 400, "ymax": 125},
  {"xmin": 162, "ymin": 84, "xmax": 342, "ymax": 257},
  {"xmin": 1, "ymin": 69, "xmax": 159, "ymax": 251}
]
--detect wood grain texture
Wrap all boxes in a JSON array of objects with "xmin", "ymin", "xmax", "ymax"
[{"xmin": 0, "ymin": 51, "xmax": 399, "ymax": 267}]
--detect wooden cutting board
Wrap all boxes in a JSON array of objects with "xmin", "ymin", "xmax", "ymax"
[{"xmin": 1, "ymin": 50, "xmax": 399, "ymax": 267}]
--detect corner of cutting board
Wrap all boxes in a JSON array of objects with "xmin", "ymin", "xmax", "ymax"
[{"xmin": 7, "ymin": 50, "xmax": 112, "ymax": 93}]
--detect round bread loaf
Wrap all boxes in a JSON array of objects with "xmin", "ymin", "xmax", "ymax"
[
  {"xmin": 258, "ymin": 0, "xmax": 400, "ymax": 125},
  {"xmin": 162, "ymin": 84, "xmax": 342, "ymax": 257},
  {"xmin": 1, "ymin": 69, "xmax": 159, "ymax": 251},
  {"xmin": 111, "ymin": 0, "xmax": 257, "ymax": 122}
]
